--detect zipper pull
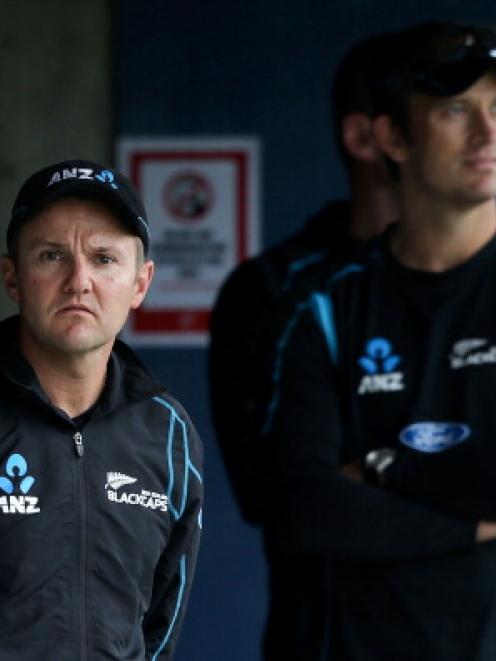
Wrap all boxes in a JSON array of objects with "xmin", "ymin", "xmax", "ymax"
[{"xmin": 74, "ymin": 431, "xmax": 84, "ymax": 457}]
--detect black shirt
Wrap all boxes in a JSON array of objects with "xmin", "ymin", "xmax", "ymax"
[{"xmin": 264, "ymin": 227, "xmax": 496, "ymax": 660}]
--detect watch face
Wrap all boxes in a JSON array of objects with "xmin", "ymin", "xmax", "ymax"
[{"xmin": 366, "ymin": 448, "xmax": 396, "ymax": 473}]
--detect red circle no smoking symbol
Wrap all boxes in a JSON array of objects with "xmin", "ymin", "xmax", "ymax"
[{"xmin": 164, "ymin": 171, "xmax": 214, "ymax": 222}]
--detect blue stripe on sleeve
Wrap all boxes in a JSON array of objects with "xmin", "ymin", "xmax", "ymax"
[
  {"xmin": 283, "ymin": 251, "xmax": 328, "ymax": 291},
  {"xmin": 152, "ymin": 396, "xmax": 203, "ymax": 521},
  {"xmin": 309, "ymin": 293, "xmax": 337, "ymax": 363},
  {"xmin": 261, "ymin": 300, "xmax": 311, "ymax": 435},
  {"xmin": 262, "ymin": 261, "xmax": 367, "ymax": 436},
  {"xmin": 326, "ymin": 262, "xmax": 366, "ymax": 287},
  {"xmin": 151, "ymin": 555, "xmax": 187, "ymax": 661}
]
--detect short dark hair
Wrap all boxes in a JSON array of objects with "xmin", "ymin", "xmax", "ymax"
[{"xmin": 331, "ymin": 31, "xmax": 396, "ymax": 165}]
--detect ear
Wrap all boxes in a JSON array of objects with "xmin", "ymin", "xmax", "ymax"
[
  {"xmin": 130, "ymin": 260, "xmax": 154, "ymax": 310},
  {"xmin": 373, "ymin": 114, "xmax": 409, "ymax": 164},
  {"xmin": 0, "ymin": 255, "xmax": 20, "ymax": 304},
  {"xmin": 341, "ymin": 113, "xmax": 381, "ymax": 162}
]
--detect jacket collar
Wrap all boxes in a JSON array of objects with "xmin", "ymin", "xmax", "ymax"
[{"xmin": 0, "ymin": 315, "xmax": 164, "ymax": 419}]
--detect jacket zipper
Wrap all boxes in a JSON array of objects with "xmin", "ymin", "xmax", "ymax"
[
  {"xmin": 74, "ymin": 431, "xmax": 88, "ymax": 661},
  {"xmin": 74, "ymin": 431, "xmax": 84, "ymax": 457}
]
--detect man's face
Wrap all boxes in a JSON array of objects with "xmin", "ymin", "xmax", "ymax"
[
  {"xmin": 2, "ymin": 198, "xmax": 153, "ymax": 360},
  {"xmin": 393, "ymin": 71, "xmax": 496, "ymax": 205}
]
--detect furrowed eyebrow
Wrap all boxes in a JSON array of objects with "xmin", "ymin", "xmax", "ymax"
[
  {"xmin": 90, "ymin": 245, "xmax": 119, "ymax": 252},
  {"xmin": 27, "ymin": 239, "xmax": 67, "ymax": 250},
  {"xmin": 27, "ymin": 240, "xmax": 122, "ymax": 252}
]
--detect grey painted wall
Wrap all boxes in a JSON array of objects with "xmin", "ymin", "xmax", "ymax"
[{"xmin": 0, "ymin": 0, "xmax": 112, "ymax": 316}]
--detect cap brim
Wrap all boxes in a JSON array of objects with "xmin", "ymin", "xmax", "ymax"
[{"xmin": 413, "ymin": 57, "xmax": 496, "ymax": 96}]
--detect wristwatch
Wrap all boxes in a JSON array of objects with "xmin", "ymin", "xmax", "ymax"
[{"xmin": 363, "ymin": 447, "xmax": 396, "ymax": 485}]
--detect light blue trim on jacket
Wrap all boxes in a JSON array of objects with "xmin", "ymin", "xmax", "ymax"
[{"xmin": 150, "ymin": 555, "xmax": 187, "ymax": 660}]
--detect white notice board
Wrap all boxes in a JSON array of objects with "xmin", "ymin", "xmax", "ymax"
[{"xmin": 117, "ymin": 137, "xmax": 260, "ymax": 346}]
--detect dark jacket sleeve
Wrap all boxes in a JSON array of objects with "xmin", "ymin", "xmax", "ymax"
[
  {"xmin": 263, "ymin": 305, "xmax": 476, "ymax": 562},
  {"xmin": 209, "ymin": 260, "xmax": 277, "ymax": 523},
  {"xmin": 383, "ymin": 443, "xmax": 496, "ymax": 521},
  {"xmin": 143, "ymin": 408, "xmax": 203, "ymax": 660}
]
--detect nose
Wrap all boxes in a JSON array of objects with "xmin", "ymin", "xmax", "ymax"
[
  {"xmin": 63, "ymin": 255, "xmax": 91, "ymax": 295},
  {"xmin": 470, "ymin": 108, "xmax": 496, "ymax": 147}
]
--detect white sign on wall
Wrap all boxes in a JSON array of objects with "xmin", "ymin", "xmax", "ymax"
[{"xmin": 117, "ymin": 137, "xmax": 260, "ymax": 346}]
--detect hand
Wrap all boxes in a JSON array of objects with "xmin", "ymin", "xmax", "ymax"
[
  {"xmin": 340, "ymin": 461, "xmax": 363, "ymax": 482},
  {"xmin": 476, "ymin": 521, "xmax": 496, "ymax": 543}
]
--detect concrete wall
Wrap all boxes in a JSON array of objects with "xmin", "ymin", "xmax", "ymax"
[{"xmin": 0, "ymin": 0, "xmax": 112, "ymax": 317}]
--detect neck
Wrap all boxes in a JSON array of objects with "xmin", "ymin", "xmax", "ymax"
[
  {"xmin": 392, "ymin": 191, "xmax": 496, "ymax": 271},
  {"xmin": 348, "ymin": 163, "xmax": 399, "ymax": 240},
  {"xmin": 20, "ymin": 334, "xmax": 111, "ymax": 418}
]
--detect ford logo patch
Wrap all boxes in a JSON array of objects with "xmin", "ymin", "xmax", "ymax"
[{"xmin": 399, "ymin": 422, "xmax": 471, "ymax": 453}]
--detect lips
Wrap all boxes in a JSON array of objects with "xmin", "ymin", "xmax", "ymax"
[
  {"xmin": 464, "ymin": 153, "xmax": 496, "ymax": 168},
  {"xmin": 57, "ymin": 305, "xmax": 95, "ymax": 317}
]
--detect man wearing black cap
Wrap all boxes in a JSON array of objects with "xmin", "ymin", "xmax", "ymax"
[
  {"xmin": 209, "ymin": 33, "xmax": 398, "ymax": 660},
  {"xmin": 262, "ymin": 22, "xmax": 496, "ymax": 660},
  {"xmin": 0, "ymin": 160, "xmax": 203, "ymax": 660}
]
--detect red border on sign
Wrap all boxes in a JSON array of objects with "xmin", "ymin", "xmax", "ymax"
[{"xmin": 128, "ymin": 150, "xmax": 249, "ymax": 334}]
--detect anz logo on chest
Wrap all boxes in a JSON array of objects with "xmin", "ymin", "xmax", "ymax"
[
  {"xmin": 0, "ymin": 454, "xmax": 40, "ymax": 515},
  {"xmin": 357, "ymin": 337, "xmax": 405, "ymax": 395}
]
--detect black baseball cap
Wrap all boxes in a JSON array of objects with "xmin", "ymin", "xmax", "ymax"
[
  {"xmin": 8, "ymin": 159, "xmax": 150, "ymax": 256},
  {"xmin": 379, "ymin": 22, "xmax": 496, "ymax": 98}
]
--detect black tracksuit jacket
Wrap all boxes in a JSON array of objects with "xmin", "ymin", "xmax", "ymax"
[
  {"xmin": 209, "ymin": 201, "xmax": 358, "ymax": 660},
  {"xmin": 264, "ymin": 227, "xmax": 496, "ymax": 660},
  {"xmin": 0, "ymin": 316, "xmax": 203, "ymax": 660},
  {"xmin": 209, "ymin": 200, "xmax": 353, "ymax": 524}
]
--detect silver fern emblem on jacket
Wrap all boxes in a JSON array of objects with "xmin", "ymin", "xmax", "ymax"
[{"xmin": 105, "ymin": 472, "xmax": 138, "ymax": 490}]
